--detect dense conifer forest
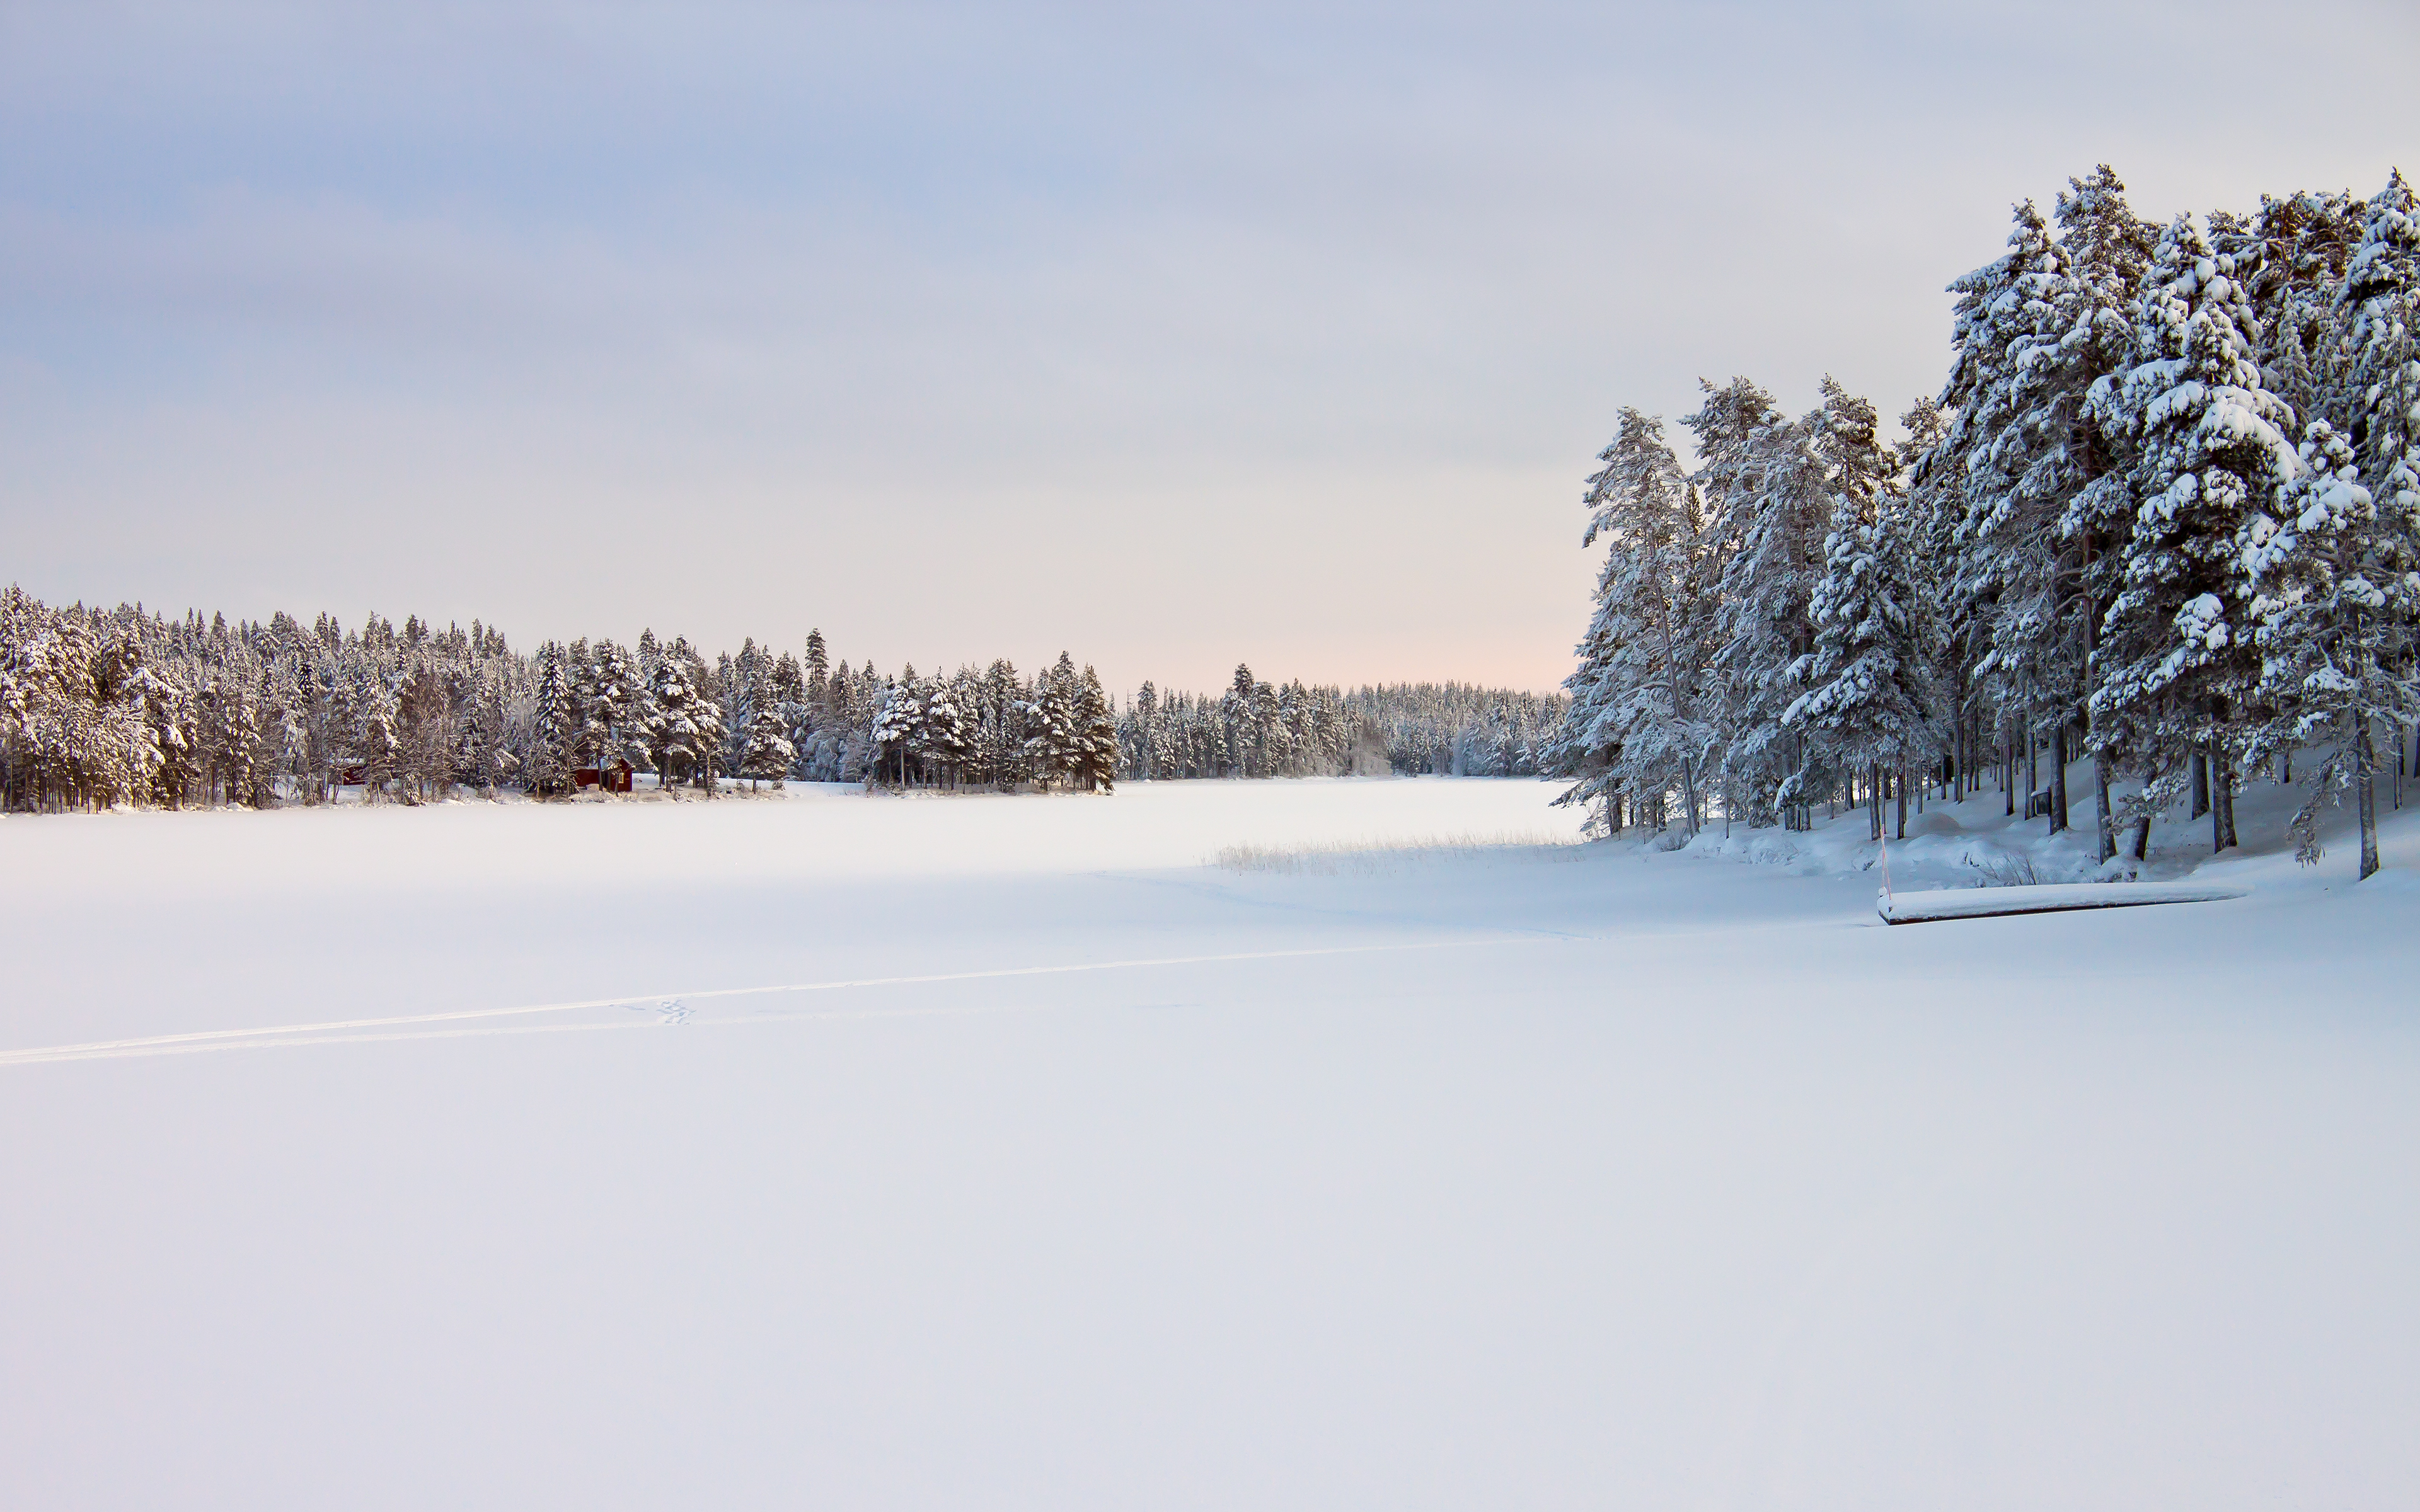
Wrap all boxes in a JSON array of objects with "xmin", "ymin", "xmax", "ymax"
[{"xmin": 1553, "ymin": 166, "xmax": 2418, "ymax": 878}]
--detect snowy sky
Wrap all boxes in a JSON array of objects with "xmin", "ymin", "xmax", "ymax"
[{"xmin": 4, "ymin": 3, "xmax": 2413, "ymax": 693}]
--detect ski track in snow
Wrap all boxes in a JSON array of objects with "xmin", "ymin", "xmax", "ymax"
[{"xmin": 0, "ymin": 935, "xmax": 1562, "ymax": 1066}]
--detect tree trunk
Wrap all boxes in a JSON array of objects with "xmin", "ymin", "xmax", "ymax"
[
  {"xmin": 2358, "ymin": 717, "xmax": 2380, "ymax": 881},
  {"xmin": 2189, "ymin": 751, "xmax": 2209, "ymax": 818},
  {"xmin": 1894, "ymin": 765, "xmax": 1906, "ymax": 841},
  {"xmin": 2049, "ymin": 723, "xmax": 2069, "ymax": 835},
  {"xmin": 2093, "ymin": 752, "xmax": 2115, "ymax": 864},
  {"xmin": 2129, "ymin": 816, "xmax": 2150, "ymax": 861}
]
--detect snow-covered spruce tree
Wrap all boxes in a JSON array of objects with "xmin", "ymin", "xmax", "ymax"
[
  {"xmin": 1024, "ymin": 656, "xmax": 1080, "ymax": 789},
  {"xmin": 1557, "ymin": 408, "xmax": 1711, "ymax": 836},
  {"xmin": 1221, "ymin": 664, "xmax": 1258, "ymax": 777},
  {"xmin": 2239, "ymin": 421, "xmax": 2417, "ymax": 874},
  {"xmin": 567, "ymin": 638, "xmax": 606, "ymax": 776},
  {"xmin": 2085, "ymin": 213, "xmax": 2300, "ymax": 853},
  {"xmin": 1072, "ymin": 666, "xmax": 1118, "ymax": 793},
  {"xmin": 739, "ymin": 683, "xmax": 795, "ymax": 789},
  {"xmin": 1129, "ymin": 681, "xmax": 1160, "ymax": 781},
  {"xmin": 526, "ymin": 640, "xmax": 577, "ymax": 796}
]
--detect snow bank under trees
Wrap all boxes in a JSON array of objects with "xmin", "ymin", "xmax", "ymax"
[
  {"xmin": 1652, "ymin": 749, "xmax": 2377, "ymax": 891},
  {"xmin": 1, "ymin": 777, "xmax": 2413, "ymax": 1510}
]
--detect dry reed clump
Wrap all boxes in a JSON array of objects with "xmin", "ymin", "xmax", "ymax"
[
  {"xmin": 1209, "ymin": 830, "xmax": 1582, "ymax": 876},
  {"xmin": 1969, "ymin": 852, "xmax": 2046, "ymax": 888}
]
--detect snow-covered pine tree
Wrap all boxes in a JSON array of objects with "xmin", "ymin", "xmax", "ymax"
[
  {"xmin": 2341, "ymin": 173, "xmax": 2420, "ymax": 832},
  {"xmin": 1899, "ymin": 397, "xmax": 1971, "ymax": 801},
  {"xmin": 977, "ymin": 658, "xmax": 1021, "ymax": 790},
  {"xmin": 355, "ymin": 670, "xmax": 401, "ymax": 799},
  {"xmin": 2223, "ymin": 190, "xmax": 2365, "ymax": 429},
  {"xmin": 265, "ymin": 665, "xmax": 311, "ymax": 803},
  {"xmin": 2344, "ymin": 173, "xmax": 2419, "ymax": 546},
  {"xmin": 676, "ymin": 638, "xmax": 725, "ymax": 795},
  {"xmin": 2087, "ymin": 212, "xmax": 2301, "ymax": 853},
  {"xmin": 940, "ymin": 669, "xmax": 985, "ymax": 788},
  {"xmin": 868, "ymin": 667, "xmax": 922, "ymax": 788},
  {"xmin": 804, "ymin": 629, "xmax": 829, "ymax": 704},
  {"xmin": 1940, "ymin": 200, "xmax": 2076, "ymax": 828},
  {"xmin": 1558, "ymin": 408, "xmax": 1710, "ymax": 835},
  {"xmin": 594, "ymin": 639, "xmax": 655, "ymax": 782},
  {"xmin": 1672, "ymin": 376, "xmax": 1780, "ymax": 825},
  {"xmin": 645, "ymin": 635, "xmax": 708, "ymax": 794},
  {"xmin": 2047, "ymin": 167, "xmax": 2166, "ymax": 854},
  {"xmin": 1782, "ymin": 432, "xmax": 1938, "ymax": 842},
  {"xmin": 836, "ymin": 663, "xmax": 875, "ymax": 784},
  {"xmin": 766, "ymin": 651, "xmax": 807, "ymax": 779},
  {"xmin": 458, "ymin": 672, "xmax": 516, "ymax": 793},
  {"xmin": 1710, "ymin": 400, "xmax": 1836, "ymax": 828},
  {"xmin": 2239, "ymin": 420, "xmax": 2417, "ymax": 874}
]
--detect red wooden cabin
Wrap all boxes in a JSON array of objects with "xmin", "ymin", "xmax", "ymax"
[{"xmin": 575, "ymin": 760, "xmax": 635, "ymax": 794}]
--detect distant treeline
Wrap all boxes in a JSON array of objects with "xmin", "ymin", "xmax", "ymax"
[
  {"xmin": 1119, "ymin": 670, "xmax": 1564, "ymax": 782},
  {"xmin": 0, "ymin": 589, "xmax": 1563, "ymax": 810}
]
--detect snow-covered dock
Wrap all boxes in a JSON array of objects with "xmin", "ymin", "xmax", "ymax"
[{"xmin": 1877, "ymin": 879, "xmax": 2250, "ymax": 924}]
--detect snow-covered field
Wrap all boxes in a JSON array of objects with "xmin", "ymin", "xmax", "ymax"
[{"xmin": 3, "ymin": 776, "xmax": 2414, "ymax": 1510}]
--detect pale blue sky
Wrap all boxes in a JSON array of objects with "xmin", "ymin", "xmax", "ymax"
[{"xmin": 4, "ymin": 2, "xmax": 2412, "ymax": 690}]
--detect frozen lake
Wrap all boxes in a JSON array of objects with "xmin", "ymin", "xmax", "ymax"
[{"xmin": 3, "ymin": 776, "xmax": 2414, "ymax": 1509}]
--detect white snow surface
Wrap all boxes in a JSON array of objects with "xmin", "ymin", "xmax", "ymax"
[{"xmin": 3, "ymin": 775, "xmax": 2414, "ymax": 1509}]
